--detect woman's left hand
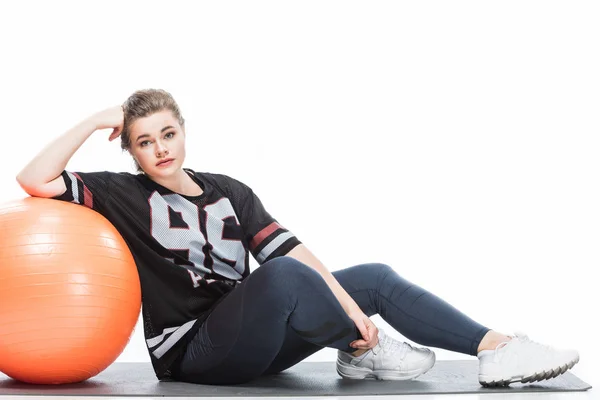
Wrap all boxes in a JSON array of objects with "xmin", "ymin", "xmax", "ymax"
[{"xmin": 348, "ymin": 310, "xmax": 379, "ymax": 350}]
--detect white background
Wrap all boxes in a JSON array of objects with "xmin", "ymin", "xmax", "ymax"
[{"xmin": 1, "ymin": 0, "xmax": 598, "ymax": 389}]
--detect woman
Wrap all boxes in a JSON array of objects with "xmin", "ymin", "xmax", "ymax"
[{"xmin": 16, "ymin": 89, "xmax": 579, "ymax": 386}]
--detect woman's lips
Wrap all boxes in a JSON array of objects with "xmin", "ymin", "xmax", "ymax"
[{"xmin": 157, "ymin": 159, "xmax": 174, "ymax": 167}]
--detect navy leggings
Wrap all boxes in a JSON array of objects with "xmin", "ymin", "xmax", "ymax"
[{"xmin": 172, "ymin": 256, "xmax": 491, "ymax": 385}]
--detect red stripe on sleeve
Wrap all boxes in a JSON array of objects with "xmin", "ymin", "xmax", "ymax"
[
  {"xmin": 73, "ymin": 173, "xmax": 94, "ymax": 209},
  {"xmin": 250, "ymin": 222, "xmax": 282, "ymax": 250},
  {"xmin": 83, "ymin": 185, "xmax": 94, "ymax": 209}
]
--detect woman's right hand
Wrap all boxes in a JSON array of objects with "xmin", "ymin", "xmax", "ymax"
[
  {"xmin": 89, "ymin": 105, "xmax": 125, "ymax": 141},
  {"xmin": 348, "ymin": 309, "xmax": 379, "ymax": 351}
]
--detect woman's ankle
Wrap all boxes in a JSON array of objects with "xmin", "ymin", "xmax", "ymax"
[
  {"xmin": 477, "ymin": 330, "xmax": 513, "ymax": 353},
  {"xmin": 351, "ymin": 348, "xmax": 369, "ymax": 357}
]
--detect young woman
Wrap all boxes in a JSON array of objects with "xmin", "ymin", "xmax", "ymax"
[{"xmin": 16, "ymin": 89, "xmax": 579, "ymax": 386}]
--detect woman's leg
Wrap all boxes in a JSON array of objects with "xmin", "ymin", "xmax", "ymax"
[
  {"xmin": 172, "ymin": 256, "xmax": 362, "ymax": 385},
  {"xmin": 263, "ymin": 262, "xmax": 493, "ymax": 375}
]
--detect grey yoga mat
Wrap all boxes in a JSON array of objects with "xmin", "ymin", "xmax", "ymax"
[{"xmin": 0, "ymin": 360, "xmax": 592, "ymax": 397}]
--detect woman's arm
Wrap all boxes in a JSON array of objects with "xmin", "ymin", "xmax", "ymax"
[
  {"xmin": 285, "ymin": 244, "xmax": 362, "ymax": 315},
  {"xmin": 16, "ymin": 106, "xmax": 123, "ymax": 196},
  {"xmin": 16, "ymin": 118, "xmax": 98, "ymax": 191}
]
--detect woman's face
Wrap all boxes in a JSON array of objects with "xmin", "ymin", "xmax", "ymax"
[{"xmin": 128, "ymin": 110, "xmax": 186, "ymax": 177}]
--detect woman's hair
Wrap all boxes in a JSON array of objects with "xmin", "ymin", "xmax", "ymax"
[{"xmin": 120, "ymin": 89, "xmax": 185, "ymax": 173}]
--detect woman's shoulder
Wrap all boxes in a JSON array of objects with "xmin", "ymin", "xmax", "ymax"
[
  {"xmin": 185, "ymin": 168, "xmax": 232, "ymax": 184},
  {"xmin": 104, "ymin": 170, "xmax": 143, "ymax": 182},
  {"xmin": 185, "ymin": 168, "xmax": 251, "ymax": 193},
  {"xmin": 89, "ymin": 170, "xmax": 149, "ymax": 191}
]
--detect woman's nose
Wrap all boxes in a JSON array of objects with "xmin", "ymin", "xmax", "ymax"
[{"xmin": 155, "ymin": 141, "xmax": 168, "ymax": 155}]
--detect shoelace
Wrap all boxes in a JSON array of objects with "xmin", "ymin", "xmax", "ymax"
[{"xmin": 377, "ymin": 331, "xmax": 411, "ymax": 360}]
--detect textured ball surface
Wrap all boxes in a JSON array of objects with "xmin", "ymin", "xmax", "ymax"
[{"xmin": 0, "ymin": 197, "xmax": 141, "ymax": 384}]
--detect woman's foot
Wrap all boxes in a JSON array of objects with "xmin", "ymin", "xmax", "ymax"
[
  {"xmin": 337, "ymin": 329, "xmax": 436, "ymax": 380},
  {"xmin": 477, "ymin": 331, "xmax": 580, "ymax": 387}
]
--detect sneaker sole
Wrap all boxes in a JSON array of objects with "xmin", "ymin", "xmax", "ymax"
[
  {"xmin": 479, "ymin": 354, "xmax": 580, "ymax": 387},
  {"xmin": 336, "ymin": 352, "xmax": 436, "ymax": 381}
]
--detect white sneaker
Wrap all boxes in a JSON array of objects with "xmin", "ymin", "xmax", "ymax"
[
  {"xmin": 477, "ymin": 331, "xmax": 580, "ymax": 387},
  {"xmin": 336, "ymin": 329, "xmax": 436, "ymax": 380}
]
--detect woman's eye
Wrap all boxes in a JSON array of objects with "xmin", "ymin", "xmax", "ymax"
[{"xmin": 140, "ymin": 132, "xmax": 173, "ymax": 147}]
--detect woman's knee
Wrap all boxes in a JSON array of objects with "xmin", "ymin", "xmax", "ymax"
[
  {"xmin": 351, "ymin": 262, "xmax": 395, "ymax": 281},
  {"xmin": 256, "ymin": 256, "xmax": 324, "ymax": 290},
  {"xmin": 372, "ymin": 262, "xmax": 394, "ymax": 276}
]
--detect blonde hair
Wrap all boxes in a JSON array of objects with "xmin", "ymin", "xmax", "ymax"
[{"xmin": 120, "ymin": 89, "xmax": 185, "ymax": 173}]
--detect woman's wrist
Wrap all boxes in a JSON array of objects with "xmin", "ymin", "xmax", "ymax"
[
  {"xmin": 344, "ymin": 302, "xmax": 363, "ymax": 316},
  {"xmin": 83, "ymin": 115, "xmax": 99, "ymax": 132}
]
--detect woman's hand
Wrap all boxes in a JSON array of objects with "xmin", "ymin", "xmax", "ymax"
[
  {"xmin": 88, "ymin": 106, "xmax": 125, "ymax": 141},
  {"xmin": 348, "ymin": 309, "xmax": 379, "ymax": 350}
]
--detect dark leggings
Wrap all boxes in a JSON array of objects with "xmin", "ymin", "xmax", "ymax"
[{"xmin": 172, "ymin": 256, "xmax": 491, "ymax": 385}]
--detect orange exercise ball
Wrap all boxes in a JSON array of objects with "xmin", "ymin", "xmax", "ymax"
[{"xmin": 0, "ymin": 197, "xmax": 141, "ymax": 384}]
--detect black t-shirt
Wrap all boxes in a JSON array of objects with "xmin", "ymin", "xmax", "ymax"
[{"xmin": 51, "ymin": 168, "xmax": 302, "ymax": 379}]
